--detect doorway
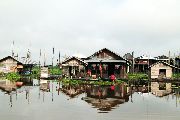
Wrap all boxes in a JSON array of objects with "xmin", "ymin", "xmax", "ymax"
[{"xmin": 108, "ymin": 63, "xmax": 115, "ymax": 76}]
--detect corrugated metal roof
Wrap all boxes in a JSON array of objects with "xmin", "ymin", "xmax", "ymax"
[
  {"xmin": 86, "ymin": 48, "xmax": 130, "ymax": 63},
  {"xmin": 149, "ymin": 61, "xmax": 179, "ymax": 69},
  {"xmin": 84, "ymin": 59, "xmax": 126, "ymax": 63},
  {"xmin": 0, "ymin": 56, "xmax": 23, "ymax": 64},
  {"xmin": 62, "ymin": 56, "xmax": 88, "ymax": 65}
]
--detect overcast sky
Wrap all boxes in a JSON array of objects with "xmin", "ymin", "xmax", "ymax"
[{"xmin": 0, "ymin": 0, "xmax": 180, "ymax": 64}]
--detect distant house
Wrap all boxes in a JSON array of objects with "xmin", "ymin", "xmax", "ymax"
[
  {"xmin": 0, "ymin": 56, "xmax": 23, "ymax": 73},
  {"xmin": 155, "ymin": 55, "xmax": 169, "ymax": 63},
  {"xmin": 149, "ymin": 61, "xmax": 176, "ymax": 79},
  {"xmin": 123, "ymin": 53, "xmax": 133, "ymax": 73},
  {"xmin": 62, "ymin": 56, "xmax": 87, "ymax": 78},
  {"xmin": 174, "ymin": 57, "xmax": 180, "ymax": 72},
  {"xmin": 84, "ymin": 48, "xmax": 130, "ymax": 79},
  {"xmin": 62, "ymin": 48, "xmax": 130, "ymax": 79},
  {"xmin": 134, "ymin": 55, "xmax": 156, "ymax": 73}
]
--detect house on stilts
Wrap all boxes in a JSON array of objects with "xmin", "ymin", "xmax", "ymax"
[{"xmin": 62, "ymin": 48, "xmax": 130, "ymax": 80}]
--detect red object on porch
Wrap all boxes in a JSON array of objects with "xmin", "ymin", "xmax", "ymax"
[
  {"xmin": 111, "ymin": 86, "xmax": 115, "ymax": 90},
  {"xmin": 87, "ymin": 69, "xmax": 91, "ymax": 76},
  {"xmin": 99, "ymin": 64, "xmax": 102, "ymax": 71},
  {"xmin": 110, "ymin": 74, "xmax": 116, "ymax": 81},
  {"xmin": 99, "ymin": 64, "xmax": 102, "ymax": 78}
]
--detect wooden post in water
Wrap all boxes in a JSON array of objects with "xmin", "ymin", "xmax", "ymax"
[{"xmin": 52, "ymin": 82, "xmax": 54, "ymax": 102}]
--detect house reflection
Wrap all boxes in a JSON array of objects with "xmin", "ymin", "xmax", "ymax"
[
  {"xmin": 82, "ymin": 84, "xmax": 130, "ymax": 112},
  {"xmin": 59, "ymin": 84, "xmax": 85, "ymax": 98},
  {"xmin": 151, "ymin": 82, "xmax": 172, "ymax": 97},
  {"xmin": 40, "ymin": 80, "xmax": 50, "ymax": 92},
  {"xmin": 6, "ymin": 79, "xmax": 38, "ymax": 107}
]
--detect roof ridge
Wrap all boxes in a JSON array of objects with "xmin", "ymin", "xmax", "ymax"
[{"xmin": 86, "ymin": 48, "xmax": 130, "ymax": 63}]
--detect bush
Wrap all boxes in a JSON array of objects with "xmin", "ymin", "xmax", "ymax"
[
  {"xmin": 172, "ymin": 73, "xmax": 180, "ymax": 79},
  {"xmin": 5, "ymin": 72, "xmax": 21, "ymax": 82},
  {"xmin": 49, "ymin": 67, "xmax": 62, "ymax": 75},
  {"xmin": 61, "ymin": 79, "xmax": 124, "ymax": 86}
]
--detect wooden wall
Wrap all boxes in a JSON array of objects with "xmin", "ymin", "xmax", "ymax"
[
  {"xmin": 151, "ymin": 63, "xmax": 172, "ymax": 79},
  {"xmin": 0, "ymin": 58, "xmax": 18, "ymax": 73}
]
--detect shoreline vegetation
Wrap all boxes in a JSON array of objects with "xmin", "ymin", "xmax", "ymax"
[
  {"xmin": 61, "ymin": 79, "xmax": 124, "ymax": 86},
  {"xmin": 1, "ymin": 68, "xmax": 180, "ymax": 82},
  {"xmin": 0, "ymin": 65, "xmax": 180, "ymax": 93}
]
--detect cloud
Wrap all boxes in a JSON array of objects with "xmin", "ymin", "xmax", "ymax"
[{"xmin": 0, "ymin": 0, "xmax": 180, "ymax": 64}]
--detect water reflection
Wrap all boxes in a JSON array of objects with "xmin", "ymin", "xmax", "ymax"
[
  {"xmin": 82, "ymin": 84, "xmax": 130, "ymax": 112},
  {"xmin": 151, "ymin": 82, "xmax": 172, "ymax": 97},
  {"xmin": 0, "ymin": 79, "xmax": 180, "ymax": 114},
  {"xmin": 60, "ymin": 84, "xmax": 84, "ymax": 99}
]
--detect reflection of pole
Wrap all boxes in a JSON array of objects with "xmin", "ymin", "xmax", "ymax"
[
  {"xmin": 131, "ymin": 85, "xmax": 133, "ymax": 103},
  {"xmin": 10, "ymin": 93, "xmax": 12, "ymax": 108},
  {"xmin": 52, "ymin": 82, "xmax": 54, "ymax": 102},
  {"xmin": 28, "ymin": 87, "xmax": 30, "ymax": 104},
  {"xmin": 58, "ymin": 82, "xmax": 60, "ymax": 95},
  {"xmin": 38, "ymin": 86, "xmax": 40, "ymax": 99},
  {"xmin": 26, "ymin": 89, "xmax": 28, "ymax": 99},
  {"xmin": 176, "ymin": 89, "xmax": 177, "ymax": 107},
  {"xmin": 16, "ymin": 90, "xmax": 17, "ymax": 100},
  {"xmin": 43, "ymin": 91, "xmax": 45, "ymax": 102}
]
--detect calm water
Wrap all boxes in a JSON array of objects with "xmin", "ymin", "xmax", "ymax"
[{"xmin": 0, "ymin": 80, "xmax": 179, "ymax": 120}]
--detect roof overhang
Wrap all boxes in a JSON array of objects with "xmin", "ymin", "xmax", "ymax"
[{"xmin": 84, "ymin": 59, "xmax": 127, "ymax": 63}]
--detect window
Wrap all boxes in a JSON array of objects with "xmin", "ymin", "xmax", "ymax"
[{"xmin": 159, "ymin": 69, "xmax": 166, "ymax": 77}]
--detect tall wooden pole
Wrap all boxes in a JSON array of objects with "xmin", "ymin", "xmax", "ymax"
[
  {"xmin": 169, "ymin": 51, "xmax": 171, "ymax": 64},
  {"xmin": 132, "ymin": 51, "xmax": 134, "ymax": 74},
  {"xmin": 59, "ymin": 51, "xmax": 61, "ymax": 65}
]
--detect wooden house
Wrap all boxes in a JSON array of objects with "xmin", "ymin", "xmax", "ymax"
[
  {"xmin": 84, "ymin": 48, "xmax": 130, "ymax": 79},
  {"xmin": 0, "ymin": 56, "xmax": 23, "ymax": 73},
  {"xmin": 62, "ymin": 56, "xmax": 87, "ymax": 78},
  {"xmin": 149, "ymin": 61, "xmax": 176, "ymax": 79},
  {"xmin": 134, "ymin": 55, "xmax": 156, "ymax": 73}
]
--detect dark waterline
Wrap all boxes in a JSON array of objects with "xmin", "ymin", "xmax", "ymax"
[{"xmin": 0, "ymin": 80, "xmax": 179, "ymax": 120}]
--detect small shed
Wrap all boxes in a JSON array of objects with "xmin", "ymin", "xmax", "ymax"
[
  {"xmin": 149, "ymin": 61, "xmax": 176, "ymax": 79},
  {"xmin": 62, "ymin": 57, "xmax": 87, "ymax": 78},
  {"xmin": 0, "ymin": 56, "xmax": 23, "ymax": 73}
]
